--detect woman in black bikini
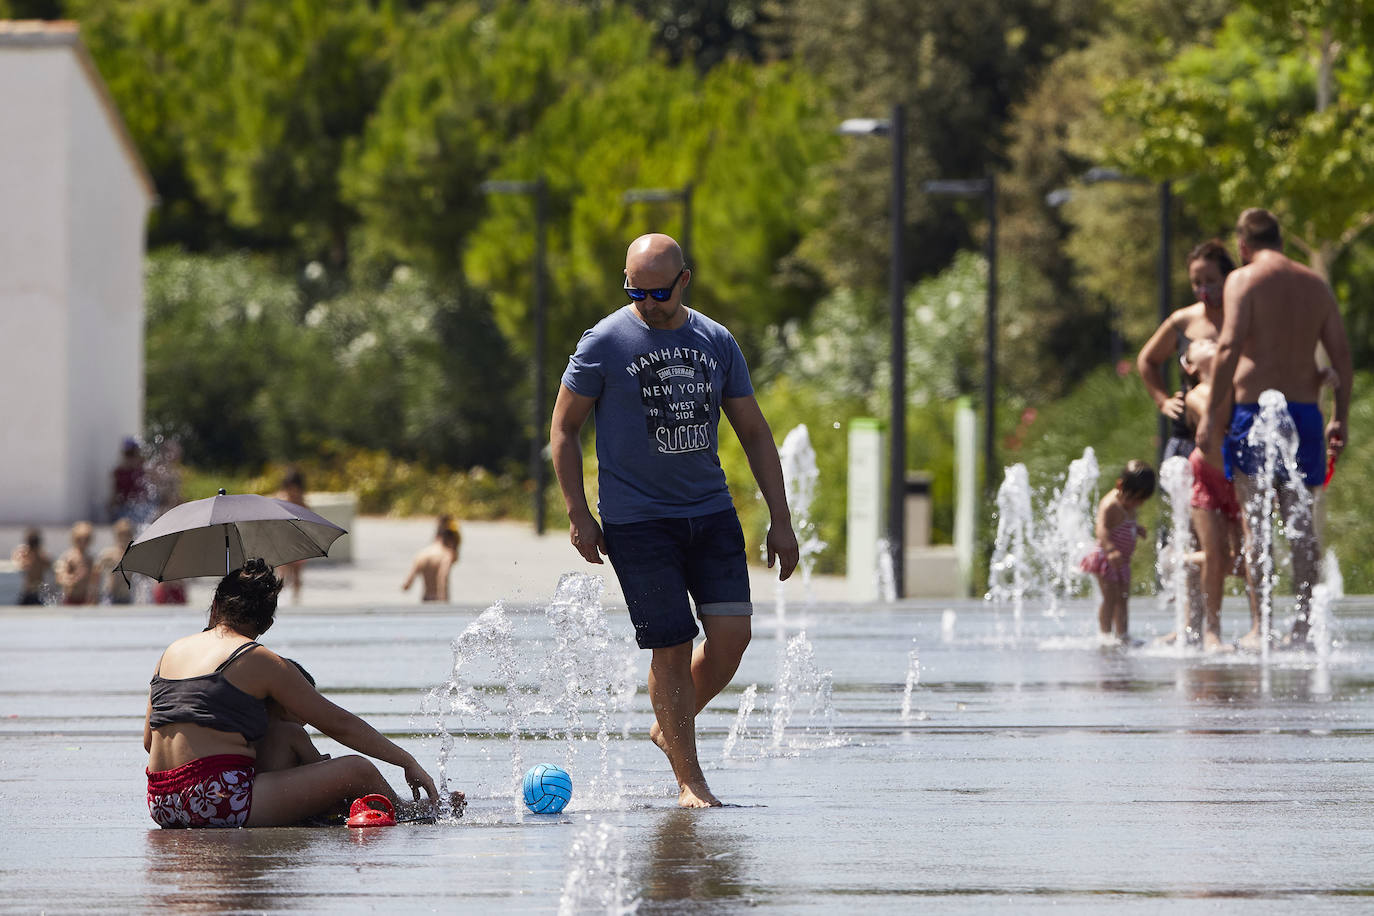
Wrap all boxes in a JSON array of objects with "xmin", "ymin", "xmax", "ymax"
[
  {"xmin": 1136, "ymin": 239, "xmax": 1236, "ymax": 459},
  {"xmin": 144, "ymin": 560, "xmax": 452, "ymax": 827},
  {"xmin": 1135, "ymin": 239, "xmax": 1236, "ymax": 644}
]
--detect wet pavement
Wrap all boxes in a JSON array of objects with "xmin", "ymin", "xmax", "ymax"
[{"xmin": 3, "ymin": 583, "xmax": 1373, "ymax": 913}]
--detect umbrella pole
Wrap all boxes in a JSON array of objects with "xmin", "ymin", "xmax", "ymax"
[{"xmin": 225, "ymin": 527, "xmax": 230, "ymax": 576}]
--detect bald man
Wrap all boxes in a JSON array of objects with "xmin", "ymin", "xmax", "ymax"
[
  {"xmin": 551, "ymin": 233, "xmax": 799, "ymax": 807},
  {"xmin": 1197, "ymin": 207, "xmax": 1353, "ymax": 648}
]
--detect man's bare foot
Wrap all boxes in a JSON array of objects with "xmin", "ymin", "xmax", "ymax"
[
  {"xmin": 1157, "ymin": 631, "xmax": 1179, "ymax": 646},
  {"xmin": 1236, "ymin": 628, "xmax": 1265, "ymax": 652},
  {"xmin": 678, "ymin": 780, "xmax": 722, "ymax": 808},
  {"xmin": 1203, "ymin": 633, "xmax": 1234, "ymax": 654}
]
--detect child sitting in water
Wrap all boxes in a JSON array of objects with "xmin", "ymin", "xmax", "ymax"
[
  {"xmin": 1081, "ymin": 460, "xmax": 1156, "ymax": 645},
  {"xmin": 254, "ymin": 659, "xmax": 330, "ymax": 773}
]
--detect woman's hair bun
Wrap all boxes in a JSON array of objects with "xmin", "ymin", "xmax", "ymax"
[{"xmin": 210, "ymin": 558, "xmax": 283, "ymax": 635}]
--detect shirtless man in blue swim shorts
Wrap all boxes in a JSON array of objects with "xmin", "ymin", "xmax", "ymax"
[{"xmin": 1197, "ymin": 208, "xmax": 1353, "ymax": 648}]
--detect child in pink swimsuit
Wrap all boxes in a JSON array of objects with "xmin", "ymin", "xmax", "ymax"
[{"xmin": 1081, "ymin": 460, "xmax": 1156, "ymax": 644}]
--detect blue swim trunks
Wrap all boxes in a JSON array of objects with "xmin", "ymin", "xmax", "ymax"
[{"xmin": 1223, "ymin": 401, "xmax": 1325, "ymax": 487}]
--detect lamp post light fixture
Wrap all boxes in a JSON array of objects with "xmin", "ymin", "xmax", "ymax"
[
  {"xmin": 480, "ymin": 177, "xmax": 550, "ymax": 535},
  {"xmin": 1045, "ymin": 169, "xmax": 1173, "ymax": 463},
  {"xmin": 838, "ymin": 105, "xmax": 906, "ymax": 599},
  {"xmin": 623, "ymin": 184, "xmax": 694, "ymax": 303},
  {"xmin": 921, "ymin": 176, "xmax": 998, "ymax": 498}
]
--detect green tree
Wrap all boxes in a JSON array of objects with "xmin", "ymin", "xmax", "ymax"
[
  {"xmin": 623, "ymin": 0, "xmax": 774, "ymax": 70},
  {"xmin": 1107, "ymin": 4, "xmax": 1374, "ymax": 279},
  {"xmin": 179, "ymin": 0, "xmax": 398, "ymax": 264},
  {"xmin": 999, "ymin": 0, "xmax": 1233, "ymax": 373},
  {"xmin": 144, "ymin": 251, "xmax": 303, "ymax": 468},
  {"xmin": 463, "ymin": 54, "xmax": 836, "ymax": 384},
  {"xmin": 341, "ymin": 1, "xmax": 647, "ymax": 281},
  {"xmin": 776, "ymin": 0, "xmax": 1102, "ymax": 292},
  {"xmin": 145, "ymin": 252, "xmax": 523, "ymax": 471}
]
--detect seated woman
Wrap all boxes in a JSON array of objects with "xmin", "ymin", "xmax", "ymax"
[{"xmin": 144, "ymin": 559, "xmax": 451, "ymax": 828}]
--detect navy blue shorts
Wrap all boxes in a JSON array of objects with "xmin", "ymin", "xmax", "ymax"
[
  {"xmin": 602, "ymin": 508, "xmax": 752, "ymax": 650},
  {"xmin": 1223, "ymin": 401, "xmax": 1325, "ymax": 487}
]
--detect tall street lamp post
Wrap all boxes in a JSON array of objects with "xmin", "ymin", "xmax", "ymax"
[
  {"xmin": 623, "ymin": 184, "xmax": 694, "ymax": 303},
  {"xmin": 922, "ymin": 176, "xmax": 998, "ymax": 496},
  {"xmin": 481, "ymin": 177, "xmax": 550, "ymax": 535},
  {"xmin": 1046, "ymin": 168, "xmax": 1173, "ymax": 463},
  {"xmin": 839, "ymin": 104, "xmax": 906, "ymax": 598}
]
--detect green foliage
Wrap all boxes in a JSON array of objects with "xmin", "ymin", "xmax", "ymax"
[
  {"xmin": 781, "ymin": 0, "xmax": 1103, "ymax": 290},
  {"xmin": 144, "ymin": 250, "xmax": 302, "ymax": 466},
  {"xmin": 145, "ymin": 252, "xmax": 523, "ymax": 471},
  {"xmin": 183, "ymin": 449, "xmax": 535, "ymax": 519},
  {"xmin": 463, "ymin": 54, "xmax": 837, "ymax": 373},
  {"xmin": 626, "ymin": 0, "xmax": 774, "ymax": 70},
  {"xmin": 1106, "ymin": 5, "xmax": 1374, "ymax": 276},
  {"xmin": 341, "ymin": 1, "xmax": 647, "ymax": 281}
]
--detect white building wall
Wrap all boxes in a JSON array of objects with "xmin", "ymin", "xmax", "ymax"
[
  {"xmin": 0, "ymin": 30, "xmax": 151, "ymax": 523},
  {"xmin": 0, "ymin": 47, "xmax": 72, "ymax": 521},
  {"xmin": 66, "ymin": 50, "xmax": 146, "ymax": 521}
]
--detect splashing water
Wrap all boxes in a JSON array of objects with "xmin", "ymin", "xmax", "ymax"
[
  {"xmin": 722, "ymin": 684, "xmax": 758, "ymax": 761},
  {"xmin": 770, "ymin": 631, "xmax": 835, "ymax": 750},
  {"xmin": 419, "ymin": 573, "xmax": 638, "ymax": 811},
  {"xmin": 1040, "ymin": 448, "xmax": 1100, "ymax": 616},
  {"xmin": 1311, "ymin": 550, "xmax": 1344, "ymax": 663},
  {"xmin": 420, "ymin": 601, "xmax": 522, "ymax": 814},
  {"xmin": 876, "ymin": 537, "xmax": 897, "ymax": 604},
  {"xmin": 941, "ymin": 608, "xmax": 957, "ymax": 643},
  {"xmin": 558, "ymin": 815, "xmax": 639, "ymax": 915},
  {"xmin": 541, "ymin": 573, "xmax": 640, "ymax": 801},
  {"xmin": 899, "ymin": 643, "xmax": 922, "ymax": 721},
  {"xmin": 987, "ymin": 464, "xmax": 1034, "ymax": 635},
  {"xmin": 1156, "ymin": 455, "xmax": 1195, "ymax": 652},
  {"xmin": 774, "ymin": 424, "xmax": 827, "ymax": 618},
  {"xmin": 1245, "ymin": 390, "xmax": 1315, "ymax": 660}
]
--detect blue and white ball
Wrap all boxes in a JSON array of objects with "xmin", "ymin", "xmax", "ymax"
[{"xmin": 522, "ymin": 763, "xmax": 573, "ymax": 814}]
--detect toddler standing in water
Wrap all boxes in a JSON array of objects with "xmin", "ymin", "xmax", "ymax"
[{"xmin": 1081, "ymin": 460, "xmax": 1157, "ymax": 645}]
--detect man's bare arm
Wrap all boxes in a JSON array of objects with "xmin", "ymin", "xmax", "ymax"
[
  {"xmin": 722, "ymin": 396, "xmax": 799, "ymax": 580},
  {"xmin": 550, "ymin": 384, "xmax": 606, "ymax": 565},
  {"xmin": 1319, "ymin": 289, "xmax": 1354, "ymax": 455}
]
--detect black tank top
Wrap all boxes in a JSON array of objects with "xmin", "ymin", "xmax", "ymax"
[
  {"xmin": 1171, "ymin": 329, "xmax": 1195, "ymax": 441},
  {"xmin": 148, "ymin": 641, "xmax": 269, "ymax": 742}
]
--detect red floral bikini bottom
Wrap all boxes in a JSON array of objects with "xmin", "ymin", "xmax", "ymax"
[{"xmin": 147, "ymin": 754, "xmax": 255, "ymax": 828}]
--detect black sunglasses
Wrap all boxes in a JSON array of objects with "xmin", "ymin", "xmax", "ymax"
[{"xmin": 624, "ymin": 267, "xmax": 685, "ymax": 302}]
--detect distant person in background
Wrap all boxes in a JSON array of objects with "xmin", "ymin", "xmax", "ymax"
[
  {"xmin": 275, "ymin": 468, "xmax": 309, "ymax": 604},
  {"xmin": 402, "ymin": 515, "xmax": 461, "ymax": 602},
  {"xmin": 1080, "ymin": 461, "xmax": 1156, "ymax": 646},
  {"xmin": 11, "ymin": 528, "xmax": 52, "ymax": 605},
  {"xmin": 110, "ymin": 437, "xmax": 148, "ymax": 523},
  {"xmin": 55, "ymin": 521, "xmax": 97, "ymax": 605},
  {"xmin": 153, "ymin": 579, "xmax": 188, "ymax": 605},
  {"xmin": 96, "ymin": 518, "xmax": 136, "ymax": 605},
  {"xmin": 1197, "ymin": 207, "xmax": 1354, "ymax": 647}
]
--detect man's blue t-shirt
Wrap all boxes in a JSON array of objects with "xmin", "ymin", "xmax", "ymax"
[{"xmin": 561, "ymin": 305, "xmax": 754, "ymax": 524}]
